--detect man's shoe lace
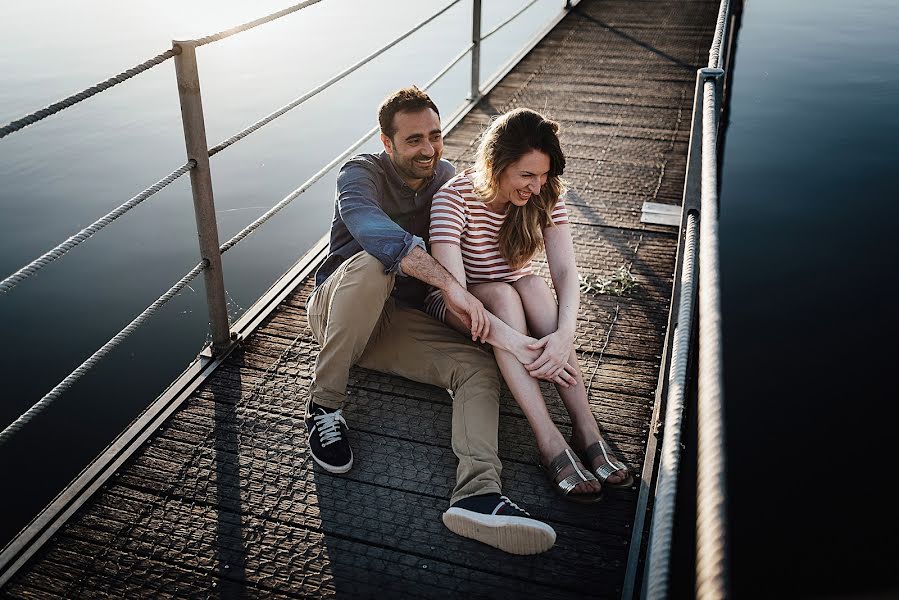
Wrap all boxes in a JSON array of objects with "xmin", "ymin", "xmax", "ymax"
[
  {"xmin": 313, "ymin": 409, "xmax": 347, "ymax": 447},
  {"xmin": 499, "ymin": 495, "xmax": 530, "ymax": 516}
]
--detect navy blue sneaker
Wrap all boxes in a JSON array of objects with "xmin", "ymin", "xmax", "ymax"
[
  {"xmin": 305, "ymin": 402, "xmax": 353, "ymax": 473},
  {"xmin": 442, "ymin": 493, "xmax": 556, "ymax": 555}
]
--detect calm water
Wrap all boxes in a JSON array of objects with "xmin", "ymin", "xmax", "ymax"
[
  {"xmin": 720, "ymin": 0, "xmax": 899, "ymax": 597},
  {"xmin": 2, "ymin": 0, "xmax": 898, "ymax": 597},
  {"xmin": 0, "ymin": 0, "xmax": 561, "ymax": 548}
]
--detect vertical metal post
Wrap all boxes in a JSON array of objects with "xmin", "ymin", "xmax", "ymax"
[
  {"xmin": 173, "ymin": 40, "xmax": 232, "ymax": 355},
  {"xmin": 470, "ymin": 0, "xmax": 482, "ymax": 100},
  {"xmin": 565, "ymin": 0, "xmax": 572, "ymax": 8}
]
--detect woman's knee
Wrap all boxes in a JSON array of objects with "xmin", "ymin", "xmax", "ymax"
[
  {"xmin": 472, "ymin": 283, "xmax": 526, "ymax": 330},
  {"xmin": 513, "ymin": 274, "xmax": 552, "ymax": 298}
]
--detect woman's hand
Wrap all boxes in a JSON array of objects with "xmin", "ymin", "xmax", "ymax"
[
  {"xmin": 511, "ymin": 332, "xmax": 578, "ymax": 387},
  {"xmin": 525, "ymin": 329, "xmax": 576, "ymax": 383}
]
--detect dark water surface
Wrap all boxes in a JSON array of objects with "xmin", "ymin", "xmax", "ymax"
[{"xmin": 720, "ymin": 0, "xmax": 899, "ymax": 597}]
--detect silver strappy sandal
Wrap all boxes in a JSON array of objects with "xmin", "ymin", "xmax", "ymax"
[
  {"xmin": 540, "ymin": 448, "xmax": 604, "ymax": 504},
  {"xmin": 582, "ymin": 440, "xmax": 634, "ymax": 488}
]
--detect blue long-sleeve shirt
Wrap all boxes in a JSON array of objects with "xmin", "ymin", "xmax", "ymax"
[{"xmin": 314, "ymin": 151, "xmax": 455, "ymax": 308}]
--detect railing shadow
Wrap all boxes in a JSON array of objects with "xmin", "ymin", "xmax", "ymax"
[
  {"xmin": 573, "ymin": 9, "xmax": 697, "ymax": 73},
  {"xmin": 211, "ymin": 375, "xmax": 250, "ymax": 598}
]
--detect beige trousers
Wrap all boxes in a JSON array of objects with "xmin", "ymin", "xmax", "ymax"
[{"xmin": 306, "ymin": 251, "xmax": 502, "ymax": 504}]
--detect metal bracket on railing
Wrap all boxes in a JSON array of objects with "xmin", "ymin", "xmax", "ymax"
[
  {"xmin": 699, "ymin": 67, "xmax": 726, "ymax": 137},
  {"xmin": 198, "ymin": 332, "xmax": 243, "ymax": 363}
]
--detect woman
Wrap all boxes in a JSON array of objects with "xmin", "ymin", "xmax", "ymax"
[{"xmin": 425, "ymin": 108, "xmax": 631, "ymax": 503}]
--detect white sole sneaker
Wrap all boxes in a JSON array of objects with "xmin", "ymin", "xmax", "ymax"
[
  {"xmin": 309, "ymin": 450, "xmax": 353, "ymax": 474},
  {"xmin": 442, "ymin": 507, "xmax": 556, "ymax": 555}
]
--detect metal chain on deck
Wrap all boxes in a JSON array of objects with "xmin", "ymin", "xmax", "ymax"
[
  {"xmin": 0, "ymin": 260, "xmax": 207, "ymax": 447},
  {"xmin": 646, "ymin": 212, "xmax": 698, "ymax": 599},
  {"xmin": 695, "ymin": 76, "xmax": 729, "ymax": 600},
  {"xmin": 0, "ymin": 161, "xmax": 195, "ymax": 295},
  {"xmin": 193, "ymin": 0, "xmax": 322, "ymax": 46},
  {"xmin": 207, "ymin": 0, "xmax": 464, "ymax": 158},
  {"xmin": 0, "ymin": 49, "xmax": 178, "ymax": 140}
]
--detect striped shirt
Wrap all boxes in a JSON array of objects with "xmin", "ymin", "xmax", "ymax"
[{"xmin": 424, "ymin": 171, "xmax": 568, "ymax": 321}]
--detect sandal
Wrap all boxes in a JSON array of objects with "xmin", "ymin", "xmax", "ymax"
[
  {"xmin": 580, "ymin": 440, "xmax": 634, "ymax": 489},
  {"xmin": 540, "ymin": 448, "xmax": 604, "ymax": 504}
]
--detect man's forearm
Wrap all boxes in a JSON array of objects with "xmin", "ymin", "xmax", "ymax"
[{"xmin": 399, "ymin": 246, "xmax": 461, "ymax": 292}]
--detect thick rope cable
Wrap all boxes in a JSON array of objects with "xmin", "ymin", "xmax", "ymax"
[
  {"xmin": 219, "ymin": 125, "xmax": 379, "ymax": 254},
  {"xmin": 481, "ymin": 0, "xmax": 540, "ymax": 41},
  {"xmin": 217, "ymin": 35, "xmax": 469, "ymax": 255},
  {"xmin": 0, "ymin": 162, "xmax": 195, "ymax": 295},
  {"xmin": 422, "ymin": 43, "xmax": 475, "ymax": 90},
  {"xmin": 207, "ymin": 0, "xmax": 464, "ymax": 157},
  {"xmin": 695, "ymin": 77, "xmax": 729, "ymax": 600},
  {"xmin": 0, "ymin": 49, "xmax": 178, "ymax": 140},
  {"xmin": 646, "ymin": 212, "xmax": 699, "ymax": 599},
  {"xmin": 193, "ymin": 0, "xmax": 323, "ymax": 46},
  {"xmin": 708, "ymin": 0, "xmax": 731, "ymax": 69},
  {"xmin": 0, "ymin": 260, "xmax": 207, "ymax": 447}
]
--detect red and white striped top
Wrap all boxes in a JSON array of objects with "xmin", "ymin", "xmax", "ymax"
[{"xmin": 428, "ymin": 171, "xmax": 568, "ymax": 284}]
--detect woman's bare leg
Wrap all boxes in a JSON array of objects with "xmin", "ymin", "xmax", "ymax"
[
  {"xmin": 443, "ymin": 282, "xmax": 601, "ymax": 496},
  {"xmin": 512, "ymin": 275, "xmax": 630, "ymax": 484}
]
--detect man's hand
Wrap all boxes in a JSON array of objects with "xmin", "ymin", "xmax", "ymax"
[
  {"xmin": 526, "ymin": 329, "xmax": 577, "ymax": 383},
  {"xmin": 507, "ymin": 332, "xmax": 577, "ymax": 387},
  {"xmin": 443, "ymin": 284, "xmax": 490, "ymax": 342}
]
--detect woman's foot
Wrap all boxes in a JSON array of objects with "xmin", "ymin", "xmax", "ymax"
[
  {"xmin": 538, "ymin": 438, "xmax": 604, "ymax": 502},
  {"xmin": 570, "ymin": 430, "xmax": 632, "ymax": 487}
]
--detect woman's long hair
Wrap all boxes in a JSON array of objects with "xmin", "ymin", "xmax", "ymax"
[{"xmin": 471, "ymin": 108, "xmax": 566, "ymax": 270}]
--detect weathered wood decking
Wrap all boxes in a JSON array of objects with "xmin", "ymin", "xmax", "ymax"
[{"xmin": 1, "ymin": 1, "xmax": 719, "ymax": 597}]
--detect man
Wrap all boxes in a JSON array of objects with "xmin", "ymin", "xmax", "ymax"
[{"xmin": 304, "ymin": 86, "xmax": 556, "ymax": 555}]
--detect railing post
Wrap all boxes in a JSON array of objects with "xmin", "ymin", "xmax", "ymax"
[
  {"xmin": 172, "ymin": 39, "xmax": 232, "ymax": 355},
  {"xmin": 470, "ymin": 0, "xmax": 482, "ymax": 101}
]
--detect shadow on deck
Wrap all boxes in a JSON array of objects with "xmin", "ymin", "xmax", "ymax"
[{"xmin": 1, "ymin": 1, "xmax": 719, "ymax": 597}]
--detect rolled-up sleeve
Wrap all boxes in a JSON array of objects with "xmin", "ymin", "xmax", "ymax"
[{"xmin": 336, "ymin": 163, "xmax": 422, "ymax": 276}]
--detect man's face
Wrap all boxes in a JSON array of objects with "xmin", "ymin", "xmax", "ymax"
[{"xmin": 381, "ymin": 108, "xmax": 443, "ymax": 190}]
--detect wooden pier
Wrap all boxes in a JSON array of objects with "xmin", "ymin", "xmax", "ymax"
[{"xmin": 1, "ymin": 1, "xmax": 720, "ymax": 597}]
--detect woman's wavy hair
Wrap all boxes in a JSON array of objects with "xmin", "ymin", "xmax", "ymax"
[{"xmin": 471, "ymin": 108, "xmax": 566, "ymax": 270}]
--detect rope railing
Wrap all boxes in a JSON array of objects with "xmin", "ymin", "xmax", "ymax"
[
  {"xmin": 708, "ymin": 0, "xmax": 731, "ymax": 69},
  {"xmin": 695, "ymin": 69, "xmax": 730, "ymax": 600},
  {"xmin": 646, "ymin": 211, "xmax": 699, "ymax": 600},
  {"xmin": 0, "ymin": 161, "xmax": 195, "ymax": 295},
  {"xmin": 695, "ymin": 0, "xmax": 731, "ymax": 593},
  {"xmin": 640, "ymin": 0, "xmax": 732, "ymax": 597},
  {"xmin": 0, "ymin": 48, "xmax": 179, "ymax": 140},
  {"xmin": 218, "ymin": 33, "xmax": 473, "ymax": 255},
  {"xmin": 481, "ymin": 0, "xmax": 541, "ymax": 41},
  {"xmin": 0, "ymin": 259, "xmax": 208, "ymax": 447},
  {"xmin": 0, "ymin": 22, "xmax": 483, "ymax": 447},
  {"xmin": 207, "ymin": 0, "xmax": 465, "ymax": 158},
  {"xmin": 219, "ymin": 125, "xmax": 378, "ymax": 255},
  {"xmin": 193, "ymin": 0, "xmax": 323, "ymax": 47}
]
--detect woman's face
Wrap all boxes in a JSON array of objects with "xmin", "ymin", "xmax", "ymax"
[{"xmin": 496, "ymin": 149, "xmax": 551, "ymax": 207}]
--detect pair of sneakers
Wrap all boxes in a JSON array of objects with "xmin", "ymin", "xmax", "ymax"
[{"xmin": 305, "ymin": 402, "xmax": 556, "ymax": 555}]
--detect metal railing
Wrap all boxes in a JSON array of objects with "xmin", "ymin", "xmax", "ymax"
[
  {"xmin": 0, "ymin": 0, "xmax": 579, "ymax": 445},
  {"xmin": 639, "ymin": 0, "xmax": 738, "ymax": 598}
]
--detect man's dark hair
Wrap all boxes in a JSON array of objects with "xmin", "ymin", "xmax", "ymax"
[{"xmin": 378, "ymin": 86, "xmax": 440, "ymax": 139}]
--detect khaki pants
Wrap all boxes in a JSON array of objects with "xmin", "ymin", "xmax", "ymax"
[{"xmin": 306, "ymin": 251, "xmax": 502, "ymax": 504}]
